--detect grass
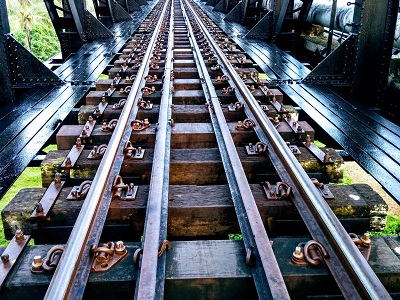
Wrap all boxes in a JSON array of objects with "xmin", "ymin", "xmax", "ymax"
[
  {"xmin": 0, "ymin": 167, "xmax": 42, "ymax": 246},
  {"xmin": 43, "ymin": 144, "xmax": 58, "ymax": 153},
  {"xmin": 337, "ymin": 172, "xmax": 353, "ymax": 185},
  {"xmin": 313, "ymin": 140, "xmax": 326, "ymax": 148},
  {"xmin": 370, "ymin": 215, "xmax": 400, "ymax": 236}
]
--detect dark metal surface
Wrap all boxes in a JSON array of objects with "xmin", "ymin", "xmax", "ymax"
[
  {"xmin": 352, "ymin": 0, "xmax": 400, "ymax": 104},
  {"xmin": 281, "ymin": 83, "xmax": 400, "ymax": 203},
  {"xmin": 0, "ymin": 0, "xmax": 14, "ymax": 107}
]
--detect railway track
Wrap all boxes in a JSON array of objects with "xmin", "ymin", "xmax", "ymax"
[{"xmin": 0, "ymin": 0, "xmax": 397, "ymax": 299}]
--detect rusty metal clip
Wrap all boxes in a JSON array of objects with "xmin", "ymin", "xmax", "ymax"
[
  {"xmin": 138, "ymin": 98, "xmax": 153, "ymax": 110},
  {"xmin": 1, "ymin": 230, "xmax": 30, "ymax": 287},
  {"xmin": 112, "ymin": 175, "xmax": 138, "ymax": 201},
  {"xmin": 42, "ymin": 245, "xmax": 65, "ymax": 272},
  {"xmin": 311, "ymin": 178, "xmax": 335, "ymax": 200},
  {"xmin": 91, "ymin": 241, "xmax": 128, "ymax": 272},
  {"xmin": 286, "ymin": 143, "xmax": 301, "ymax": 156},
  {"xmin": 246, "ymin": 142, "xmax": 268, "ymax": 156},
  {"xmin": 227, "ymin": 101, "xmax": 243, "ymax": 112},
  {"xmin": 112, "ymin": 99, "xmax": 126, "ymax": 110},
  {"xmin": 236, "ymin": 118, "xmax": 255, "ymax": 131},
  {"xmin": 222, "ymin": 86, "xmax": 235, "ymax": 95},
  {"xmin": 124, "ymin": 141, "xmax": 145, "ymax": 159},
  {"xmin": 61, "ymin": 138, "xmax": 84, "ymax": 170},
  {"xmin": 158, "ymin": 240, "xmax": 171, "ymax": 257},
  {"xmin": 246, "ymin": 246, "xmax": 254, "ymax": 266},
  {"xmin": 349, "ymin": 233, "xmax": 371, "ymax": 261},
  {"xmin": 304, "ymin": 240, "xmax": 329, "ymax": 266},
  {"xmin": 210, "ymin": 64, "xmax": 222, "ymax": 71},
  {"xmin": 133, "ymin": 248, "xmax": 143, "ymax": 269},
  {"xmin": 131, "ymin": 119, "xmax": 150, "ymax": 131},
  {"xmin": 102, "ymin": 119, "xmax": 118, "ymax": 132},
  {"xmin": 261, "ymin": 181, "xmax": 292, "ymax": 200},
  {"xmin": 141, "ymin": 86, "xmax": 156, "ymax": 96},
  {"xmin": 67, "ymin": 180, "xmax": 92, "ymax": 200},
  {"xmin": 80, "ymin": 118, "xmax": 96, "ymax": 140},
  {"xmin": 30, "ymin": 173, "xmax": 64, "ymax": 220},
  {"xmin": 87, "ymin": 144, "xmax": 107, "ymax": 160}
]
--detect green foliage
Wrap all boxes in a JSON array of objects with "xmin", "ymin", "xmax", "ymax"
[
  {"xmin": 228, "ymin": 234, "xmax": 243, "ymax": 240},
  {"xmin": 98, "ymin": 74, "xmax": 110, "ymax": 80},
  {"xmin": 313, "ymin": 140, "xmax": 326, "ymax": 148},
  {"xmin": 337, "ymin": 172, "xmax": 353, "ymax": 185},
  {"xmin": 42, "ymin": 144, "xmax": 58, "ymax": 153},
  {"xmin": 0, "ymin": 167, "xmax": 42, "ymax": 246},
  {"xmin": 369, "ymin": 215, "xmax": 400, "ymax": 236},
  {"xmin": 6, "ymin": 0, "xmax": 60, "ymax": 61}
]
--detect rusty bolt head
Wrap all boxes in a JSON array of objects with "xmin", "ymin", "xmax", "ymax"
[
  {"xmin": 35, "ymin": 203, "xmax": 44, "ymax": 213},
  {"xmin": 361, "ymin": 233, "xmax": 371, "ymax": 247},
  {"xmin": 32, "ymin": 255, "xmax": 43, "ymax": 270},
  {"xmin": 1, "ymin": 253, "xmax": 9, "ymax": 263},
  {"xmin": 76, "ymin": 138, "xmax": 82, "ymax": 148},
  {"xmin": 65, "ymin": 157, "xmax": 72, "ymax": 167},
  {"xmin": 15, "ymin": 229, "xmax": 24, "ymax": 241},
  {"xmin": 115, "ymin": 241, "xmax": 126, "ymax": 255}
]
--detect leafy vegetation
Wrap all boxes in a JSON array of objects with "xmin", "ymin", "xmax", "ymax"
[
  {"xmin": 0, "ymin": 167, "xmax": 42, "ymax": 246},
  {"xmin": 6, "ymin": 0, "xmax": 61, "ymax": 61},
  {"xmin": 370, "ymin": 215, "xmax": 400, "ymax": 236}
]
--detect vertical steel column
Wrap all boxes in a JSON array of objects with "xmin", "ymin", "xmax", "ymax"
[
  {"xmin": 0, "ymin": 0, "xmax": 14, "ymax": 107},
  {"xmin": 351, "ymin": 0, "xmax": 399, "ymax": 104}
]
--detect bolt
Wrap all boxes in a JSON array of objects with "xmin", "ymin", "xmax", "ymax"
[
  {"xmin": 15, "ymin": 229, "xmax": 24, "ymax": 241},
  {"xmin": 76, "ymin": 138, "xmax": 82, "ymax": 148},
  {"xmin": 305, "ymin": 135, "xmax": 312, "ymax": 147},
  {"xmin": 31, "ymin": 255, "xmax": 43, "ymax": 273},
  {"xmin": 115, "ymin": 241, "xmax": 126, "ymax": 255},
  {"xmin": 54, "ymin": 173, "xmax": 61, "ymax": 185},
  {"xmin": 361, "ymin": 233, "xmax": 371, "ymax": 247}
]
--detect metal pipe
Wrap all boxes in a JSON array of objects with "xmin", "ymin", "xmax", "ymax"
[
  {"xmin": 293, "ymin": 0, "xmax": 400, "ymax": 48},
  {"xmin": 44, "ymin": 1, "xmax": 169, "ymax": 298}
]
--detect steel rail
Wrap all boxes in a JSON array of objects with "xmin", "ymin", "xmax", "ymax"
[
  {"xmin": 187, "ymin": 2, "xmax": 392, "ymax": 299},
  {"xmin": 181, "ymin": 2, "xmax": 290, "ymax": 299},
  {"xmin": 44, "ymin": 2, "xmax": 170, "ymax": 298},
  {"xmin": 134, "ymin": 0, "xmax": 173, "ymax": 298}
]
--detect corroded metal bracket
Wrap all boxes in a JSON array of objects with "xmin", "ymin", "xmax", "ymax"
[
  {"xmin": 67, "ymin": 180, "xmax": 92, "ymax": 200},
  {"xmin": 61, "ymin": 138, "xmax": 85, "ymax": 170},
  {"xmin": 285, "ymin": 115, "xmax": 305, "ymax": 134},
  {"xmin": 245, "ymin": 142, "xmax": 268, "ymax": 155},
  {"xmin": 91, "ymin": 241, "xmax": 128, "ymax": 272},
  {"xmin": 131, "ymin": 119, "xmax": 150, "ymax": 131},
  {"xmin": 288, "ymin": 144, "xmax": 301, "ymax": 156},
  {"xmin": 311, "ymin": 178, "xmax": 335, "ymax": 200},
  {"xmin": 0, "ymin": 230, "xmax": 30, "ymax": 290},
  {"xmin": 261, "ymin": 181, "xmax": 292, "ymax": 200},
  {"xmin": 112, "ymin": 175, "xmax": 138, "ymax": 201},
  {"xmin": 30, "ymin": 174, "xmax": 65, "ymax": 220},
  {"xmin": 303, "ymin": 136, "xmax": 333, "ymax": 164},
  {"xmin": 80, "ymin": 118, "xmax": 96, "ymax": 140},
  {"xmin": 87, "ymin": 144, "xmax": 108, "ymax": 160}
]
